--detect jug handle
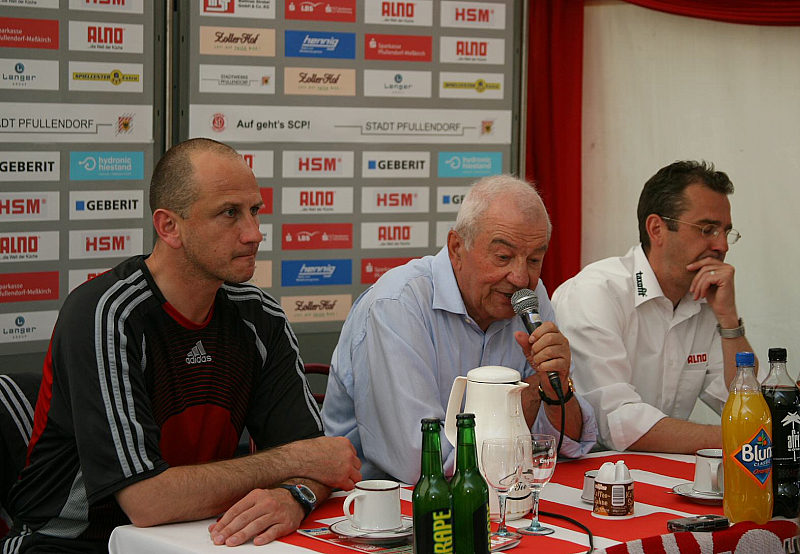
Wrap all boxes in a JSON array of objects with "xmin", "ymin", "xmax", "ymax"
[{"xmin": 444, "ymin": 376, "xmax": 467, "ymax": 447}]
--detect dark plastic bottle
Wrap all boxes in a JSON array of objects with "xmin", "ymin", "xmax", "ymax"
[
  {"xmin": 762, "ymin": 347, "xmax": 800, "ymax": 518},
  {"xmin": 450, "ymin": 413, "xmax": 490, "ymax": 554},
  {"xmin": 412, "ymin": 418, "xmax": 453, "ymax": 554}
]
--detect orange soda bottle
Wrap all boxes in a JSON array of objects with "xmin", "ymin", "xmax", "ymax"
[{"xmin": 722, "ymin": 351, "xmax": 773, "ymax": 523}]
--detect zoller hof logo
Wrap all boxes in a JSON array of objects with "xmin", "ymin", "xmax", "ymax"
[
  {"xmin": 72, "ymin": 68, "xmax": 140, "ymax": 86},
  {"xmin": 212, "ymin": 113, "xmax": 226, "ymax": 132}
]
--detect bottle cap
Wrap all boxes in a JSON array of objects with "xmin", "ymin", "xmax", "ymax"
[
  {"xmin": 420, "ymin": 418, "xmax": 441, "ymax": 427},
  {"xmin": 735, "ymin": 352, "xmax": 755, "ymax": 366},
  {"xmin": 769, "ymin": 348, "xmax": 787, "ymax": 363},
  {"xmin": 455, "ymin": 413, "xmax": 475, "ymax": 421}
]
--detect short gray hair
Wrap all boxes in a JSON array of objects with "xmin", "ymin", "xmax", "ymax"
[{"xmin": 453, "ymin": 174, "xmax": 551, "ymax": 249}]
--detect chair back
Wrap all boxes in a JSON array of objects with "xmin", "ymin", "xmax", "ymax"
[{"xmin": 303, "ymin": 363, "xmax": 330, "ymax": 405}]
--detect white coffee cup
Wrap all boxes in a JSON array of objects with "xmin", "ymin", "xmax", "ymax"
[
  {"xmin": 693, "ymin": 448, "xmax": 724, "ymax": 495},
  {"xmin": 582, "ymin": 469, "xmax": 598, "ymax": 502},
  {"xmin": 342, "ymin": 479, "xmax": 402, "ymax": 531}
]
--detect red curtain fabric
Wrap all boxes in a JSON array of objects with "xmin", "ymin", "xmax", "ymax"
[
  {"xmin": 623, "ymin": 1, "xmax": 800, "ymax": 26},
  {"xmin": 525, "ymin": 0, "xmax": 585, "ymax": 291},
  {"xmin": 525, "ymin": 0, "xmax": 800, "ymax": 290}
]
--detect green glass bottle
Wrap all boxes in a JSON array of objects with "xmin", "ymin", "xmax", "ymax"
[
  {"xmin": 451, "ymin": 413, "xmax": 491, "ymax": 554},
  {"xmin": 413, "ymin": 418, "xmax": 454, "ymax": 554}
]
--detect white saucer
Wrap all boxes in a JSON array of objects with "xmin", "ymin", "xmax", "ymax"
[
  {"xmin": 329, "ymin": 516, "xmax": 413, "ymax": 545},
  {"xmin": 672, "ymin": 482, "xmax": 723, "ymax": 505}
]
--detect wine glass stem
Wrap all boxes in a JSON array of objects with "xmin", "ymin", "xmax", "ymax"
[
  {"xmin": 531, "ymin": 491, "xmax": 540, "ymax": 527},
  {"xmin": 498, "ymin": 491, "xmax": 509, "ymax": 534}
]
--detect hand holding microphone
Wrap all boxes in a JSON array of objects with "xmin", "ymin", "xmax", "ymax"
[{"xmin": 511, "ymin": 288, "xmax": 568, "ymax": 404}]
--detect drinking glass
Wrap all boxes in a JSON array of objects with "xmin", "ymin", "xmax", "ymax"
[
  {"xmin": 517, "ymin": 433, "xmax": 557, "ymax": 535},
  {"xmin": 480, "ymin": 437, "xmax": 523, "ymax": 540}
]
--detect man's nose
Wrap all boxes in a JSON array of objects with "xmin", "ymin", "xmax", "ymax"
[
  {"xmin": 242, "ymin": 213, "xmax": 262, "ymax": 244},
  {"xmin": 507, "ymin": 259, "xmax": 529, "ymax": 288},
  {"xmin": 711, "ymin": 231, "xmax": 729, "ymax": 254}
]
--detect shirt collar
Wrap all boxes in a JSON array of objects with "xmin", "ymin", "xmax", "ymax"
[
  {"xmin": 431, "ymin": 246, "xmax": 468, "ymax": 316},
  {"xmin": 632, "ymin": 244, "xmax": 705, "ymax": 314}
]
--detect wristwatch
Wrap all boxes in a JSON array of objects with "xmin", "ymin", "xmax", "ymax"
[
  {"xmin": 538, "ymin": 377, "xmax": 575, "ymax": 405},
  {"xmin": 278, "ymin": 484, "xmax": 317, "ymax": 517},
  {"xmin": 717, "ymin": 318, "xmax": 745, "ymax": 339}
]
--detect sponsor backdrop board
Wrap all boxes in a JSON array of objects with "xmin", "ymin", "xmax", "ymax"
[
  {"xmin": 180, "ymin": 0, "xmax": 523, "ymax": 335},
  {"xmin": 0, "ymin": 4, "xmax": 163, "ymax": 358}
]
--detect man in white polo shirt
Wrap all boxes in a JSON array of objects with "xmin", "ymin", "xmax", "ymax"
[{"xmin": 552, "ymin": 161, "xmax": 754, "ymax": 453}]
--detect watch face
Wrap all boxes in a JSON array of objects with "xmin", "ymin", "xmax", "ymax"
[{"xmin": 296, "ymin": 484, "xmax": 317, "ymax": 503}]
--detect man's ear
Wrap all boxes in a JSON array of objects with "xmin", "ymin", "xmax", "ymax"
[
  {"xmin": 152, "ymin": 208, "xmax": 183, "ymax": 249},
  {"xmin": 447, "ymin": 229, "xmax": 464, "ymax": 271},
  {"xmin": 645, "ymin": 213, "xmax": 666, "ymax": 248}
]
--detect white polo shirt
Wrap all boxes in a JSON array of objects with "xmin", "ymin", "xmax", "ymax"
[{"xmin": 552, "ymin": 244, "xmax": 729, "ymax": 451}]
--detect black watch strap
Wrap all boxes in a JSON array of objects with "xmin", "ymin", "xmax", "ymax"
[
  {"xmin": 538, "ymin": 378, "xmax": 574, "ymax": 405},
  {"xmin": 278, "ymin": 484, "xmax": 316, "ymax": 517}
]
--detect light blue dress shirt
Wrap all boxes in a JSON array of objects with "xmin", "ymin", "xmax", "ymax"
[{"xmin": 322, "ymin": 247, "xmax": 597, "ymax": 484}]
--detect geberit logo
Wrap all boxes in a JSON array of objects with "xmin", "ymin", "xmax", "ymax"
[
  {"xmin": 70, "ymin": 190, "xmax": 143, "ymax": 220},
  {"xmin": 363, "ymin": 151, "xmax": 429, "ymax": 177},
  {"xmin": 0, "ymin": 151, "xmax": 59, "ymax": 181}
]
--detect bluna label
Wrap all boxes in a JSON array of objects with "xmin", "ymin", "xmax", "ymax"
[{"xmin": 733, "ymin": 428, "xmax": 773, "ymax": 485}]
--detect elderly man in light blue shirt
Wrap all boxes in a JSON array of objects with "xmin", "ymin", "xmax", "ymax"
[{"xmin": 322, "ymin": 175, "xmax": 597, "ymax": 484}]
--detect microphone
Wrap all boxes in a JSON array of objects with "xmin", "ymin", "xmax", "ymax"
[{"xmin": 511, "ymin": 288, "xmax": 565, "ymax": 403}]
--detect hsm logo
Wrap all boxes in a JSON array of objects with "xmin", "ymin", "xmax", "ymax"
[
  {"xmin": 457, "ymin": 40, "xmax": 487, "ymax": 56},
  {"xmin": 0, "ymin": 198, "xmax": 41, "ymax": 215},
  {"xmin": 382, "ymin": 2, "xmax": 414, "ymax": 17},
  {"xmin": 455, "ymin": 7, "xmax": 491, "ymax": 22},
  {"xmin": 378, "ymin": 225, "xmax": 411, "ymax": 241},
  {"xmin": 298, "ymin": 157, "xmax": 339, "ymax": 172},
  {"xmin": 88, "ymin": 26, "xmax": 124, "ymax": 44},
  {"xmin": 376, "ymin": 193, "xmax": 414, "ymax": 207},
  {"xmin": 1, "ymin": 236, "xmax": 38, "ymax": 254},
  {"xmin": 300, "ymin": 190, "xmax": 334, "ymax": 206},
  {"xmin": 85, "ymin": 235, "xmax": 127, "ymax": 251}
]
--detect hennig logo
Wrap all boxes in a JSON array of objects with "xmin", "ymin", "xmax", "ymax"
[{"xmin": 186, "ymin": 340, "xmax": 212, "ymax": 364}]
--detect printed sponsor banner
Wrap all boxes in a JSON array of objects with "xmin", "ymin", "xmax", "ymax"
[
  {"xmin": 0, "ymin": 191, "xmax": 59, "ymax": 222},
  {"xmin": 69, "ymin": 61, "xmax": 143, "ymax": 93},
  {"xmin": 364, "ymin": 0, "xmax": 433, "ymax": 26},
  {"xmin": 0, "ymin": 310, "xmax": 58, "ymax": 344},
  {"xmin": 199, "ymin": 26, "xmax": 276, "ymax": 57},
  {"xmin": 440, "ymin": 72, "xmax": 504, "ymax": 99},
  {"xmin": 362, "ymin": 151, "xmax": 430, "ymax": 178},
  {"xmin": 440, "ymin": 36, "xmax": 504, "ymax": 64},
  {"xmin": 248, "ymin": 259, "xmax": 272, "ymax": 288},
  {"xmin": 0, "ymin": 230, "xmax": 59, "ymax": 262},
  {"xmin": 0, "ymin": 58, "xmax": 58, "ymax": 90},
  {"xmin": 282, "ymin": 151, "xmax": 354, "ymax": 178},
  {"xmin": 190, "ymin": 105, "xmax": 512, "ymax": 144},
  {"xmin": 282, "ymin": 223, "xmax": 352, "ymax": 250},
  {"xmin": 69, "ymin": 0, "xmax": 144, "ymax": 13},
  {"xmin": 1, "ymin": 0, "xmax": 59, "ymax": 7},
  {"xmin": 0, "ymin": 271, "xmax": 58, "ymax": 303},
  {"xmin": 258, "ymin": 223, "xmax": 273, "ymax": 251},
  {"xmin": 200, "ymin": 0, "xmax": 275, "ymax": 19},
  {"xmin": 363, "ymin": 69, "xmax": 430, "ymax": 98},
  {"xmin": 436, "ymin": 186, "xmax": 469, "ymax": 212},
  {"xmin": 0, "ymin": 17, "xmax": 58, "ymax": 50},
  {"xmin": 281, "ymin": 187, "xmax": 353, "ymax": 214},
  {"xmin": 361, "ymin": 221, "xmax": 428, "ymax": 249},
  {"xmin": 441, "ymin": 1, "xmax": 506, "ymax": 29},
  {"xmin": 199, "ymin": 64, "xmax": 275, "ymax": 94},
  {"xmin": 284, "ymin": 67, "xmax": 355, "ymax": 96},
  {"xmin": 0, "ymin": 151, "xmax": 59, "ymax": 181},
  {"xmin": 68, "ymin": 267, "xmax": 108, "ymax": 292},
  {"xmin": 0, "ymin": 103, "xmax": 152, "ymax": 143},
  {"xmin": 281, "ymin": 258, "xmax": 351, "ymax": 286},
  {"xmin": 438, "ymin": 151, "xmax": 503, "ymax": 177},
  {"xmin": 361, "ymin": 187, "xmax": 429, "ymax": 214},
  {"xmin": 285, "ymin": 0, "xmax": 355, "ymax": 22},
  {"xmin": 239, "ymin": 150, "xmax": 273, "ymax": 178},
  {"xmin": 365, "ymin": 33, "xmax": 431, "ymax": 62},
  {"xmin": 361, "ymin": 257, "xmax": 413, "ymax": 284},
  {"xmin": 69, "ymin": 20, "xmax": 143, "ymax": 53},
  {"xmin": 68, "ymin": 228, "xmax": 143, "ymax": 259},
  {"xmin": 69, "ymin": 190, "xmax": 143, "ymax": 220},
  {"xmin": 284, "ymin": 30, "xmax": 355, "ymax": 59},
  {"xmin": 281, "ymin": 293, "xmax": 351, "ymax": 323},
  {"xmin": 69, "ymin": 151, "xmax": 144, "ymax": 180},
  {"xmin": 436, "ymin": 220, "xmax": 455, "ymax": 246},
  {"xmin": 258, "ymin": 187, "xmax": 273, "ymax": 214}
]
